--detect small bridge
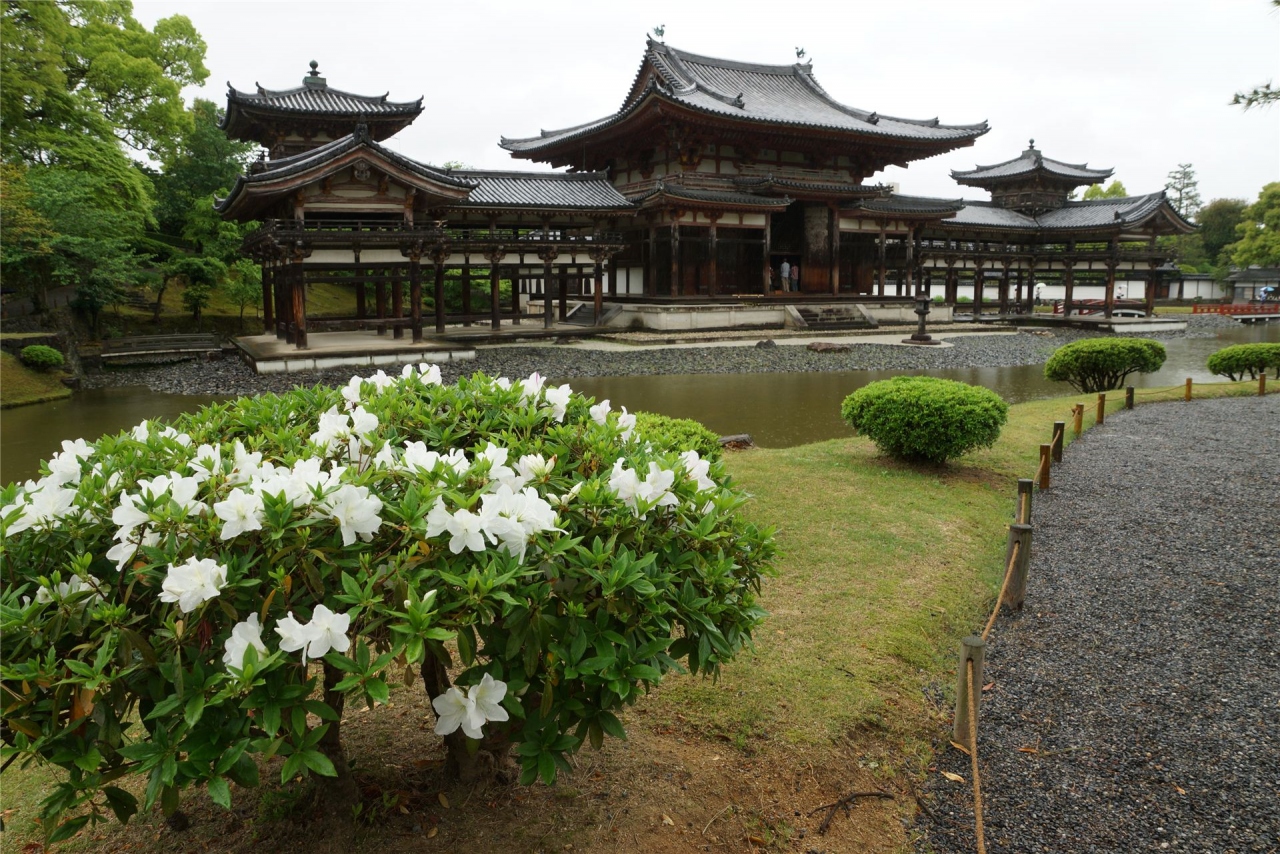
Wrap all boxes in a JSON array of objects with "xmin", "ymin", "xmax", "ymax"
[
  {"xmin": 100, "ymin": 334, "xmax": 224, "ymax": 361},
  {"xmin": 1192, "ymin": 303, "xmax": 1280, "ymax": 321}
]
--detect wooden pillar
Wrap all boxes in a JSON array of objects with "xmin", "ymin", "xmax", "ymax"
[
  {"xmin": 608, "ymin": 250, "xmax": 619, "ymax": 298},
  {"xmin": 904, "ymin": 225, "xmax": 916, "ymax": 296},
  {"xmin": 391, "ymin": 269, "xmax": 404, "ymax": 340},
  {"xmin": 829, "ymin": 205, "xmax": 841, "ymax": 296},
  {"xmin": 1063, "ymin": 264, "xmax": 1076, "ymax": 317},
  {"xmin": 430, "ymin": 246, "xmax": 447, "ymax": 336},
  {"xmin": 461, "ymin": 256, "xmax": 472, "ymax": 327},
  {"xmin": 945, "ymin": 260, "xmax": 957, "ymax": 305},
  {"xmin": 484, "ymin": 249, "xmax": 504, "ymax": 331},
  {"xmin": 644, "ymin": 225, "xmax": 655, "ymax": 297},
  {"xmin": 375, "ymin": 277, "xmax": 388, "ymax": 336},
  {"xmin": 511, "ymin": 258, "xmax": 521, "ymax": 325},
  {"xmin": 708, "ymin": 218, "xmax": 719, "ymax": 296},
  {"xmin": 1145, "ymin": 262, "xmax": 1158, "ymax": 317},
  {"xmin": 999, "ymin": 260, "xmax": 1011, "ymax": 314},
  {"xmin": 538, "ymin": 249, "xmax": 557, "ymax": 329},
  {"xmin": 762, "ymin": 214, "xmax": 772, "ymax": 293},
  {"xmin": 260, "ymin": 260, "xmax": 274, "ymax": 331},
  {"xmin": 669, "ymin": 219, "xmax": 680, "ymax": 297},
  {"xmin": 557, "ymin": 264, "xmax": 568, "ymax": 321},
  {"xmin": 275, "ymin": 261, "xmax": 289, "ymax": 340},
  {"xmin": 972, "ymin": 260, "xmax": 984, "ymax": 322},
  {"xmin": 354, "ymin": 276, "xmax": 366, "ymax": 321},
  {"xmin": 592, "ymin": 251, "xmax": 606, "ymax": 321},
  {"xmin": 1104, "ymin": 258, "xmax": 1117, "ymax": 319},
  {"xmin": 408, "ymin": 250, "xmax": 424, "ymax": 343},
  {"xmin": 876, "ymin": 223, "xmax": 887, "ymax": 297},
  {"xmin": 291, "ymin": 250, "xmax": 308, "ymax": 349}
]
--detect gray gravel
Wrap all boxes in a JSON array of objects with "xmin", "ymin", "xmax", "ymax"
[
  {"xmin": 81, "ymin": 315, "xmax": 1236, "ymax": 398},
  {"xmin": 917, "ymin": 395, "xmax": 1280, "ymax": 853}
]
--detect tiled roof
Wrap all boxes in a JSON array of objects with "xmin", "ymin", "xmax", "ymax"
[
  {"xmin": 843, "ymin": 194, "xmax": 965, "ymax": 216},
  {"xmin": 223, "ymin": 63, "xmax": 422, "ymax": 122},
  {"xmin": 933, "ymin": 192, "xmax": 1192, "ymax": 233},
  {"xmin": 450, "ymin": 170, "xmax": 635, "ymax": 210},
  {"xmin": 953, "ymin": 142, "xmax": 1112, "ymax": 186},
  {"xmin": 732, "ymin": 174, "xmax": 884, "ymax": 196},
  {"xmin": 501, "ymin": 40, "xmax": 987, "ymax": 154},
  {"xmin": 630, "ymin": 182, "xmax": 791, "ymax": 208}
]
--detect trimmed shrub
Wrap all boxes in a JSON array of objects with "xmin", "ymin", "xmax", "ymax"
[
  {"xmin": 1043, "ymin": 337, "xmax": 1166, "ymax": 393},
  {"xmin": 0, "ymin": 368, "xmax": 776, "ymax": 841},
  {"xmin": 1206, "ymin": 342, "xmax": 1280, "ymax": 381},
  {"xmin": 840, "ymin": 376, "xmax": 1009, "ymax": 464},
  {"xmin": 634, "ymin": 411, "xmax": 723, "ymax": 461},
  {"xmin": 19, "ymin": 344, "xmax": 64, "ymax": 371}
]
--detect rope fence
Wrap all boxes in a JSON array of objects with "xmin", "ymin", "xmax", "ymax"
[{"xmin": 945, "ymin": 372, "xmax": 1273, "ymax": 852}]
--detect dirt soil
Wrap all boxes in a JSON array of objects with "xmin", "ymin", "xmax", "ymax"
[{"xmin": 40, "ymin": 688, "xmax": 925, "ymax": 854}]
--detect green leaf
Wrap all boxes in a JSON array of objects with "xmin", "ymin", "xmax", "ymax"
[
  {"xmin": 537, "ymin": 751, "xmax": 556, "ymax": 785},
  {"xmin": 598, "ymin": 711, "xmax": 627, "ymax": 741},
  {"xmin": 365, "ymin": 678, "xmax": 390, "ymax": 706},
  {"xmin": 184, "ymin": 694, "xmax": 205, "ymax": 729},
  {"xmin": 227, "ymin": 754, "xmax": 259, "ymax": 789},
  {"xmin": 207, "ymin": 776, "xmax": 231, "ymax": 809},
  {"xmin": 102, "ymin": 786, "xmax": 138, "ymax": 824},
  {"xmin": 300, "ymin": 750, "xmax": 337, "ymax": 777},
  {"xmin": 261, "ymin": 703, "xmax": 281, "ymax": 736},
  {"xmin": 280, "ymin": 752, "xmax": 304, "ymax": 783},
  {"xmin": 47, "ymin": 815, "xmax": 91, "ymax": 845},
  {"xmin": 160, "ymin": 783, "xmax": 180, "ymax": 817}
]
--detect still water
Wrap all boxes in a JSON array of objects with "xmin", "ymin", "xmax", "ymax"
[{"xmin": 3, "ymin": 323, "xmax": 1275, "ymax": 485}]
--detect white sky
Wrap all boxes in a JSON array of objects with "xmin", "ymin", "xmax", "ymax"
[{"xmin": 134, "ymin": 0, "xmax": 1280, "ymax": 208}]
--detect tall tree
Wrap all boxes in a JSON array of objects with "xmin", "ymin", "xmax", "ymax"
[
  {"xmin": 1082, "ymin": 180, "xmax": 1128, "ymax": 199},
  {"xmin": 150, "ymin": 98, "xmax": 256, "ymax": 238},
  {"xmin": 1231, "ymin": 0, "xmax": 1279, "ymax": 109},
  {"xmin": 1165, "ymin": 165, "xmax": 1202, "ymax": 220},
  {"xmin": 1229, "ymin": 182, "xmax": 1280, "ymax": 269},
  {"xmin": 1197, "ymin": 198, "xmax": 1249, "ymax": 262}
]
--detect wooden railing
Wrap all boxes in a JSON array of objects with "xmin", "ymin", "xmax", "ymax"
[
  {"xmin": 101, "ymin": 334, "xmax": 222, "ymax": 359},
  {"xmin": 1191, "ymin": 302, "xmax": 1280, "ymax": 315}
]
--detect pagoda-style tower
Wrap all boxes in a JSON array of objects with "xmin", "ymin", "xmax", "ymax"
[
  {"xmin": 221, "ymin": 61, "xmax": 423, "ymax": 160},
  {"xmin": 951, "ymin": 140, "xmax": 1112, "ymax": 214}
]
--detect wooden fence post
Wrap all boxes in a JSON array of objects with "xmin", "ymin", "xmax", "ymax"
[
  {"xmin": 1260, "ymin": 374, "xmax": 1267, "ymax": 396},
  {"xmin": 1052, "ymin": 421, "xmax": 1065, "ymax": 463},
  {"xmin": 1073, "ymin": 404, "xmax": 1084, "ymax": 438},
  {"xmin": 1184, "ymin": 377, "xmax": 1193, "ymax": 402},
  {"xmin": 1016, "ymin": 478, "xmax": 1034, "ymax": 525},
  {"xmin": 1096, "ymin": 393, "xmax": 1106, "ymax": 426},
  {"xmin": 1038, "ymin": 444, "xmax": 1051, "ymax": 490},
  {"xmin": 953, "ymin": 637, "xmax": 986, "ymax": 752},
  {"xmin": 1125, "ymin": 386, "xmax": 1135, "ymax": 410},
  {"xmin": 1004, "ymin": 524, "xmax": 1033, "ymax": 610}
]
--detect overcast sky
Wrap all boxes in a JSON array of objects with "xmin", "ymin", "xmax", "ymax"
[{"xmin": 134, "ymin": 0, "xmax": 1279, "ymax": 208}]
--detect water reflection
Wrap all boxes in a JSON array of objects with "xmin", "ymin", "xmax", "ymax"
[{"xmin": 2, "ymin": 322, "xmax": 1275, "ymax": 483}]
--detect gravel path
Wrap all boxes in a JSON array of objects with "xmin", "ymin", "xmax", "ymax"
[
  {"xmin": 80, "ymin": 315, "xmax": 1238, "ymax": 398},
  {"xmin": 918, "ymin": 394, "xmax": 1280, "ymax": 854}
]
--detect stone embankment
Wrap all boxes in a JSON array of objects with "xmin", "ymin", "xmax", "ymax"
[{"xmin": 81, "ymin": 315, "xmax": 1238, "ymax": 398}]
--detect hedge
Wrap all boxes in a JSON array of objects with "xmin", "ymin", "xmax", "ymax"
[
  {"xmin": 840, "ymin": 376, "xmax": 1009, "ymax": 464},
  {"xmin": 1043, "ymin": 337, "xmax": 1166, "ymax": 393}
]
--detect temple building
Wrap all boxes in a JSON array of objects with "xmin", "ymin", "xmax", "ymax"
[{"xmin": 217, "ymin": 43, "xmax": 1195, "ymax": 349}]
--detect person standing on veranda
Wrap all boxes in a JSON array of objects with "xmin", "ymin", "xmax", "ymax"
[
  {"xmin": 779, "ymin": 259, "xmax": 791, "ymax": 295},
  {"xmin": 790, "ymin": 262, "xmax": 800, "ymax": 292}
]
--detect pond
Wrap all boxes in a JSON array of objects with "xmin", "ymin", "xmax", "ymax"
[{"xmin": 3, "ymin": 322, "xmax": 1276, "ymax": 485}]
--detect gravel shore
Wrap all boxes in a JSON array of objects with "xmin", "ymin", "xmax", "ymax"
[
  {"xmin": 81, "ymin": 315, "xmax": 1239, "ymax": 398},
  {"xmin": 916, "ymin": 394, "xmax": 1280, "ymax": 853}
]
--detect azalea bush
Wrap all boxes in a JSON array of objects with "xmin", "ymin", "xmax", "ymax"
[
  {"xmin": 0, "ymin": 369, "xmax": 776, "ymax": 843},
  {"xmin": 1043, "ymin": 337, "xmax": 1166, "ymax": 393},
  {"xmin": 633, "ymin": 412, "xmax": 723, "ymax": 461},
  {"xmin": 1206, "ymin": 342, "xmax": 1280, "ymax": 381},
  {"xmin": 19, "ymin": 344, "xmax": 65, "ymax": 371},
  {"xmin": 841, "ymin": 376, "xmax": 1009, "ymax": 464}
]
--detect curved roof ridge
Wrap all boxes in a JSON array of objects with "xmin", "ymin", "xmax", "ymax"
[
  {"xmin": 226, "ymin": 82, "xmax": 422, "ymax": 110},
  {"xmin": 452, "ymin": 168, "xmax": 611, "ymax": 181},
  {"xmin": 653, "ymin": 40, "xmax": 806, "ymax": 76}
]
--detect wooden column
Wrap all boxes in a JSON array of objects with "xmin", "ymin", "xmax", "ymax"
[
  {"xmin": 275, "ymin": 261, "xmax": 289, "ymax": 340},
  {"xmin": 669, "ymin": 219, "xmax": 680, "ymax": 297},
  {"xmin": 876, "ymin": 222, "xmax": 887, "ymax": 297},
  {"xmin": 391, "ymin": 269, "xmax": 404, "ymax": 340},
  {"xmin": 260, "ymin": 260, "xmax": 274, "ymax": 331},
  {"xmin": 1063, "ymin": 263, "xmax": 1076, "ymax": 317},
  {"xmin": 762, "ymin": 214, "xmax": 772, "ymax": 293},
  {"xmin": 511, "ymin": 257, "xmax": 521, "ymax": 325},
  {"xmin": 591, "ymin": 248, "xmax": 607, "ymax": 322},
  {"xmin": 1145, "ymin": 262, "xmax": 1158, "ymax": 317},
  {"xmin": 708, "ymin": 217, "xmax": 719, "ymax": 296},
  {"xmin": 461, "ymin": 256, "xmax": 472, "ymax": 327},
  {"xmin": 1104, "ymin": 257, "xmax": 1117, "ymax": 319},
  {"xmin": 945, "ymin": 259, "xmax": 957, "ymax": 305},
  {"xmin": 430, "ymin": 245, "xmax": 448, "ymax": 336},
  {"xmin": 484, "ymin": 249, "xmax": 504, "ymax": 331},
  {"xmin": 644, "ymin": 225, "xmax": 655, "ymax": 297},
  {"xmin": 829, "ymin": 205, "xmax": 841, "ymax": 296},
  {"xmin": 1000, "ymin": 260, "xmax": 1011, "ymax": 314},
  {"xmin": 904, "ymin": 225, "xmax": 916, "ymax": 296},
  {"xmin": 290, "ymin": 247, "xmax": 308, "ymax": 349},
  {"xmin": 407, "ymin": 250, "xmax": 424, "ymax": 343},
  {"xmin": 557, "ymin": 264, "xmax": 569, "ymax": 321},
  {"xmin": 538, "ymin": 248, "xmax": 558, "ymax": 329},
  {"xmin": 608, "ymin": 252, "xmax": 619, "ymax": 297},
  {"xmin": 972, "ymin": 260, "xmax": 984, "ymax": 322},
  {"xmin": 375, "ymin": 277, "xmax": 388, "ymax": 336}
]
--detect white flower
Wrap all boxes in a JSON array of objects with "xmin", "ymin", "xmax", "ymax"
[
  {"xmin": 425, "ymin": 497, "xmax": 452, "ymax": 537},
  {"xmin": 158, "ymin": 557, "xmax": 228, "ymax": 613},
  {"xmin": 445, "ymin": 508, "xmax": 487, "ymax": 554},
  {"xmin": 609, "ymin": 460, "xmax": 677, "ymax": 515},
  {"xmin": 519, "ymin": 371, "xmax": 546, "ymax": 402},
  {"xmin": 158, "ymin": 426, "xmax": 193, "ymax": 447},
  {"xmin": 350, "ymin": 405, "xmax": 378, "ymax": 436},
  {"xmin": 371, "ymin": 443, "xmax": 397, "ymax": 470},
  {"xmin": 105, "ymin": 529, "xmax": 159, "ymax": 571},
  {"xmin": 310, "ymin": 406, "xmax": 351, "ymax": 451},
  {"xmin": 340, "ymin": 375, "xmax": 364, "ymax": 407},
  {"xmin": 401, "ymin": 441, "xmax": 443, "ymax": 476},
  {"xmin": 34, "ymin": 574, "xmax": 103, "ymax": 605},
  {"xmin": 222, "ymin": 614, "xmax": 268, "ymax": 673},
  {"xmin": 617, "ymin": 407, "xmax": 637, "ymax": 441},
  {"xmin": 131, "ymin": 421, "xmax": 150, "ymax": 442},
  {"xmin": 679, "ymin": 450, "xmax": 716, "ymax": 493},
  {"xmin": 47, "ymin": 440, "xmax": 92, "ymax": 485},
  {"xmin": 111, "ymin": 492, "xmax": 151, "ymax": 540},
  {"xmin": 478, "ymin": 485, "xmax": 560, "ymax": 562},
  {"xmin": 543, "ymin": 383, "xmax": 572, "ymax": 422},
  {"xmin": 321, "ymin": 484, "xmax": 383, "ymax": 546},
  {"xmin": 431, "ymin": 687, "xmax": 482, "ymax": 738},
  {"xmin": 418, "ymin": 363, "xmax": 442, "ymax": 385},
  {"xmin": 275, "ymin": 611, "xmax": 316, "ymax": 659},
  {"xmin": 305, "ymin": 604, "xmax": 351, "ymax": 661},
  {"xmin": 213, "ymin": 488, "xmax": 265, "ymax": 540},
  {"xmin": 474, "ymin": 443, "xmax": 515, "ymax": 488},
  {"xmin": 516, "ymin": 453, "xmax": 554, "ymax": 481},
  {"xmin": 4, "ymin": 484, "xmax": 78, "ymax": 534},
  {"xmin": 589, "ymin": 399, "xmax": 612, "ymax": 425},
  {"xmin": 493, "ymin": 377, "xmax": 512, "ymax": 391},
  {"xmin": 189, "ymin": 444, "xmax": 222, "ymax": 481},
  {"xmin": 469, "ymin": 674, "xmax": 509, "ymax": 726},
  {"xmin": 228, "ymin": 441, "xmax": 263, "ymax": 486}
]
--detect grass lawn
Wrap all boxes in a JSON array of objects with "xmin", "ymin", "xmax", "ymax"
[
  {"xmin": 0, "ymin": 350, "xmax": 71, "ymax": 408},
  {"xmin": 1, "ymin": 382, "xmax": 1271, "ymax": 853}
]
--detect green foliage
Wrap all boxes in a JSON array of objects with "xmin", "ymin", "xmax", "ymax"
[
  {"xmin": 223, "ymin": 259, "xmax": 263, "ymax": 330},
  {"xmin": 0, "ymin": 370, "xmax": 775, "ymax": 841},
  {"xmin": 149, "ymin": 99, "xmax": 256, "ymax": 238},
  {"xmin": 1206, "ymin": 343, "xmax": 1280, "ymax": 381},
  {"xmin": 633, "ymin": 412, "xmax": 723, "ymax": 461},
  {"xmin": 18, "ymin": 344, "xmax": 64, "ymax": 370},
  {"xmin": 1198, "ymin": 198, "xmax": 1249, "ymax": 262},
  {"xmin": 1083, "ymin": 180, "xmax": 1128, "ymax": 200},
  {"xmin": 1165, "ymin": 164, "xmax": 1202, "ymax": 220},
  {"xmin": 1044, "ymin": 337, "xmax": 1167, "ymax": 393},
  {"xmin": 839, "ymin": 376, "xmax": 1009, "ymax": 464},
  {"xmin": 1229, "ymin": 182, "xmax": 1280, "ymax": 269}
]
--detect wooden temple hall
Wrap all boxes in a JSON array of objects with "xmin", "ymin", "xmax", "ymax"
[{"xmin": 217, "ymin": 45, "xmax": 1195, "ymax": 349}]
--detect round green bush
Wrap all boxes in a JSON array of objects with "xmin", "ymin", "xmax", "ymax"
[
  {"xmin": 840, "ymin": 376, "xmax": 1009, "ymax": 464},
  {"xmin": 19, "ymin": 344, "xmax": 64, "ymax": 371},
  {"xmin": 1043, "ymin": 337, "xmax": 1166, "ymax": 393},
  {"xmin": 0, "ymin": 367, "xmax": 776, "ymax": 840},
  {"xmin": 1206, "ymin": 343, "xmax": 1280, "ymax": 381},
  {"xmin": 633, "ymin": 411, "xmax": 723, "ymax": 461}
]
